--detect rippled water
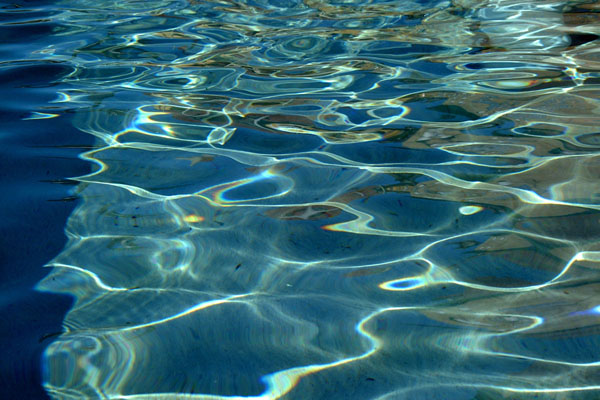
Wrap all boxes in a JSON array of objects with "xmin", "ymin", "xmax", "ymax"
[{"xmin": 16, "ymin": 0, "xmax": 600, "ymax": 398}]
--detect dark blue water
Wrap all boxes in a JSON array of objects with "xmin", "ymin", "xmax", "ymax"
[
  {"xmin": 0, "ymin": 6, "xmax": 90, "ymax": 400},
  {"xmin": 4, "ymin": 0, "xmax": 600, "ymax": 399},
  {"xmin": 0, "ymin": 2, "xmax": 87, "ymax": 398}
]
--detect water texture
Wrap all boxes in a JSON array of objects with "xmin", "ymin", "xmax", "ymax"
[{"xmin": 27, "ymin": 0, "xmax": 600, "ymax": 398}]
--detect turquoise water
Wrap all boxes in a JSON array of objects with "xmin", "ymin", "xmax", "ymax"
[{"xmin": 10, "ymin": 0, "xmax": 600, "ymax": 398}]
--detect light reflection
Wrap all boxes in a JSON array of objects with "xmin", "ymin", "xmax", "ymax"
[{"xmin": 34, "ymin": 0, "xmax": 600, "ymax": 398}]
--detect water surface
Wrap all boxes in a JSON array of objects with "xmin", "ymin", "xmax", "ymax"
[{"xmin": 25, "ymin": 0, "xmax": 600, "ymax": 398}]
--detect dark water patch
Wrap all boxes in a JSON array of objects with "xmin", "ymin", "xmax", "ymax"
[{"xmin": 0, "ymin": 2, "xmax": 90, "ymax": 398}]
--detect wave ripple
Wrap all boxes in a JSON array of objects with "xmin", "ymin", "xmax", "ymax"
[{"xmin": 35, "ymin": 0, "xmax": 600, "ymax": 399}]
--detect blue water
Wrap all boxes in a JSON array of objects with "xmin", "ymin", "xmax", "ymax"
[{"xmin": 3, "ymin": 0, "xmax": 600, "ymax": 399}]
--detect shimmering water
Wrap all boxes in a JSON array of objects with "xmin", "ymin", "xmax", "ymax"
[{"xmin": 12, "ymin": 0, "xmax": 600, "ymax": 398}]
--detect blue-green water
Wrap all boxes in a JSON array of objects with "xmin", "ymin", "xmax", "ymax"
[{"xmin": 5, "ymin": 0, "xmax": 600, "ymax": 398}]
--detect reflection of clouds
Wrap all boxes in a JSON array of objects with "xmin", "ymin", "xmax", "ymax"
[{"xmin": 37, "ymin": 0, "xmax": 600, "ymax": 398}]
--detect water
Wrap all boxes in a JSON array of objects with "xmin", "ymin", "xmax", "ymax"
[{"xmin": 4, "ymin": 0, "xmax": 600, "ymax": 398}]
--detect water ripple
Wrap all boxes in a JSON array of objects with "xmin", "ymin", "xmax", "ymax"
[{"xmin": 32, "ymin": 0, "xmax": 600, "ymax": 398}]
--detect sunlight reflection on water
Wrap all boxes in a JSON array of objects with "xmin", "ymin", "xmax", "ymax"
[{"xmin": 30, "ymin": 0, "xmax": 600, "ymax": 398}]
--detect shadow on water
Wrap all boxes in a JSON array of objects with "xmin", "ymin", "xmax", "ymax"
[{"xmin": 0, "ymin": 1, "xmax": 90, "ymax": 398}]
